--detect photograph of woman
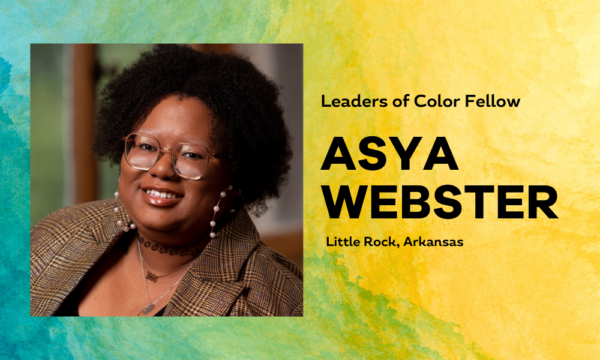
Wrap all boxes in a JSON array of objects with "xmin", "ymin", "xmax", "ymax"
[{"xmin": 30, "ymin": 44, "xmax": 303, "ymax": 316}]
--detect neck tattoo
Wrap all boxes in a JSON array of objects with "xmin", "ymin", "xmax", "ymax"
[{"xmin": 138, "ymin": 236, "xmax": 203, "ymax": 257}]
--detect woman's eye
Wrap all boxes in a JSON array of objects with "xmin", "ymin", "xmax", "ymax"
[
  {"xmin": 182, "ymin": 152, "xmax": 204, "ymax": 160},
  {"xmin": 138, "ymin": 143, "xmax": 157, "ymax": 151}
]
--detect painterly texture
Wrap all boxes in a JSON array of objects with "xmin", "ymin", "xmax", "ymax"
[{"xmin": 2, "ymin": 0, "xmax": 599, "ymax": 358}]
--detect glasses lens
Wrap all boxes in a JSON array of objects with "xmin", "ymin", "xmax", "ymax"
[
  {"xmin": 125, "ymin": 134, "xmax": 160, "ymax": 169},
  {"xmin": 172, "ymin": 143, "xmax": 210, "ymax": 179}
]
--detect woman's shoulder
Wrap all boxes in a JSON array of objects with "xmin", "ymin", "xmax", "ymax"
[
  {"xmin": 33, "ymin": 199, "xmax": 118, "ymax": 225},
  {"xmin": 236, "ymin": 241, "xmax": 303, "ymax": 316},
  {"xmin": 247, "ymin": 242, "xmax": 303, "ymax": 283},
  {"xmin": 30, "ymin": 200, "xmax": 122, "ymax": 293},
  {"xmin": 31, "ymin": 200, "xmax": 119, "ymax": 253},
  {"xmin": 32, "ymin": 200, "xmax": 116, "ymax": 236}
]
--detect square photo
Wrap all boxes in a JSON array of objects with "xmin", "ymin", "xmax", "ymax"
[{"xmin": 30, "ymin": 44, "xmax": 303, "ymax": 317}]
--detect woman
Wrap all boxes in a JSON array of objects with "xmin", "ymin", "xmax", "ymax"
[{"xmin": 30, "ymin": 45, "xmax": 303, "ymax": 316}]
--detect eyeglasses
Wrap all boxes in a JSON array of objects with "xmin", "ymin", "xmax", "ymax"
[{"xmin": 123, "ymin": 133, "xmax": 214, "ymax": 180}]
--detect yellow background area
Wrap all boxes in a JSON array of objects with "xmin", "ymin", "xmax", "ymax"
[
  {"xmin": 295, "ymin": 1, "xmax": 600, "ymax": 359},
  {"xmin": 5, "ymin": 0, "xmax": 600, "ymax": 358}
]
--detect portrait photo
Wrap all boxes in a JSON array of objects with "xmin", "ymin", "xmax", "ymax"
[{"xmin": 30, "ymin": 44, "xmax": 303, "ymax": 317}]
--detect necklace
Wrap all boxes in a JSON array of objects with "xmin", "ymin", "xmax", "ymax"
[
  {"xmin": 145, "ymin": 262, "xmax": 192, "ymax": 282},
  {"xmin": 139, "ymin": 238, "xmax": 195, "ymax": 282},
  {"xmin": 138, "ymin": 236, "xmax": 203, "ymax": 257},
  {"xmin": 137, "ymin": 241, "xmax": 193, "ymax": 315}
]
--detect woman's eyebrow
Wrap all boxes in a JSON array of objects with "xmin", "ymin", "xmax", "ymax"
[
  {"xmin": 136, "ymin": 128, "xmax": 159, "ymax": 136},
  {"xmin": 181, "ymin": 136, "xmax": 208, "ymax": 144},
  {"xmin": 136, "ymin": 129, "xmax": 211, "ymax": 147},
  {"xmin": 181, "ymin": 137, "xmax": 211, "ymax": 148}
]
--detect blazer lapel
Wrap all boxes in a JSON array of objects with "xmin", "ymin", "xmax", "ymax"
[
  {"xmin": 163, "ymin": 208, "xmax": 259, "ymax": 316},
  {"xmin": 30, "ymin": 200, "xmax": 130, "ymax": 316},
  {"xmin": 162, "ymin": 278, "xmax": 246, "ymax": 316},
  {"xmin": 31, "ymin": 200, "xmax": 258, "ymax": 317}
]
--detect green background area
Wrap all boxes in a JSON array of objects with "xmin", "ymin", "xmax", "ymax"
[{"xmin": 30, "ymin": 44, "xmax": 151, "ymax": 226}]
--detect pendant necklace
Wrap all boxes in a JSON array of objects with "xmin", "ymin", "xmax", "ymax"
[
  {"xmin": 144, "ymin": 256, "xmax": 194, "ymax": 283},
  {"xmin": 137, "ymin": 240, "xmax": 193, "ymax": 315}
]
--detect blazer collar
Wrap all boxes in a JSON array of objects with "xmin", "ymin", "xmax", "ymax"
[
  {"xmin": 102, "ymin": 200, "xmax": 260, "ymax": 316},
  {"xmin": 92, "ymin": 199, "xmax": 260, "ymax": 283},
  {"xmin": 31, "ymin": 199, "xmax": 130, "ymax": 316},
  {"xmin": 38, "ymin": 200, "xmax": 259, "ymax": 317},
  {"xmin": 163, "ymin": 207, "xmax": 260, "ymax": 316},
  {"xmin": 90, "ymin": 198, "xmax": 132, "ymax": 246}
]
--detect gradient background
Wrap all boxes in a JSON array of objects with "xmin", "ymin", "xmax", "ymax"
[{"xmin": 3, "ymin": 1, "xmax": 600, "ymax": 359}]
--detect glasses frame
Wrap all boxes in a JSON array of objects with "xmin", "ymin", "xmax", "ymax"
[{"xmin": 123, "ymin": 133, "xmax": 215, "ymax": 180}]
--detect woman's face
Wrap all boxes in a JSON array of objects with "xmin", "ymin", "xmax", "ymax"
[{"xmin": 119, "ymin": 95, "xmax": 231, "ymax": 244}]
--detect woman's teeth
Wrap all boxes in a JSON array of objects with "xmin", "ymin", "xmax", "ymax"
[{"xmin": 145, "ymin": 189, "xmax": 178, "ymax": 199}]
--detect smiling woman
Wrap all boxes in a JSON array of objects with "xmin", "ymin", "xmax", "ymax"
[
  {"xmin": 30, "ymin": 45, "xmax": 303, "ymax": 317},
  {"xmin": 120, "ymin": 97, "xmax": 232, "ymax": 239}
]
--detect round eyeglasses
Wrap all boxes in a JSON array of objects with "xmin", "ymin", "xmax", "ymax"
[{"xmin": 124, "ymin": 133, "xmax": 213, "ymax": 180}]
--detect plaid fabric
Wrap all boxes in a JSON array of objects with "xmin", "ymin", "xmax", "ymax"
[{"xmin": 31, "ymin": 199, "xmax": 303, "ymax": 317}]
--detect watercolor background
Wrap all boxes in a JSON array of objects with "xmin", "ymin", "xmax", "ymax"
[{"xmin": 2, "ymin": 0, "xmax": 599, "ymax": 359}]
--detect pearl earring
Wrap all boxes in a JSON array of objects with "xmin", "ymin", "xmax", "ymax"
[
  {"xmin": 209, "ymin": 185, "xmax": 235, "ymax": 239},
  {"xmin": 113, "ymin": 191, "xmax": 120, "ymax": 213},
  {"xmin": 114, "ymin": 189, "xmax": 136, "ymax": 232}
]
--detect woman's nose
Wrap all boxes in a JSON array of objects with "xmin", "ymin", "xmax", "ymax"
[{"xmin": 148, "ymin": 151, "xmax": 179, "ymax": 179}]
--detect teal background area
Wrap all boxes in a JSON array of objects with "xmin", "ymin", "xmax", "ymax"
[{"xmin": 1, "ymin": 2, "xmax": 309, "ymax": 358}]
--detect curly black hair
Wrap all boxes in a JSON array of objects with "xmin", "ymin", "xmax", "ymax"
[{"xmin": 93, "ymin": 45, "xmax": 292, "ymax": 215}]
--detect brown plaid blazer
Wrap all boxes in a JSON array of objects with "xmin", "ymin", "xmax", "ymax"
[{"xmin": 31, "ymin": 199, "xmax": 303, "ymax": 316}]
